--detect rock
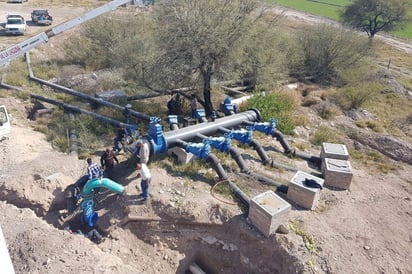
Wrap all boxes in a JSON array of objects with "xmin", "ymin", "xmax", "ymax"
[{"xmin": 276, "ymin": 224, "xmax": 290, "ymax": 234}]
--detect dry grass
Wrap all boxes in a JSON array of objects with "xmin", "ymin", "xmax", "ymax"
[
  {"xmin": 373, "ymin": 40, "xmax": 412, "ymax": 74},
  {"xmin": 30, "ymin": 0, "xmax": 101, "ymax": 8}
]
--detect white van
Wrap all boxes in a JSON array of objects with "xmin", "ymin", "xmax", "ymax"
[{"xmin": 0, "ymin": 105, "xmax": 11, "ymax": 140}]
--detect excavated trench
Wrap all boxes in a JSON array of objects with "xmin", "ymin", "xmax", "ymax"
[
  {"xmin": 117, "ymin": 200, "xmax": 305, "ymax": 274},
  {"xmin": 0, "ymin": 171, "xmax": 305, "ymax": 274}
]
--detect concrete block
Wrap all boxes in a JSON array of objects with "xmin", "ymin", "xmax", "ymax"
[
  {"xmin": 287, "ymin": 171, "xmax": 324, "ymax": 210},
  {"xmin": 167, "ymin": 146, "xmax": 194, "ymax": 164},
  {"xmin": 322, "ymin": 158, "xmax": 353, "ymax": 190},
  {"xmin": 321, "ymin": 142, "xmax": 349, "ymax": 160},
  {"xmin": 248, "ymin": 191, "xmax": 291, "ymax": 237}
]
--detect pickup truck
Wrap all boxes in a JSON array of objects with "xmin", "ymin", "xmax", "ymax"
[
  {"xmin": 31, "ymin": 10, "xmax": 53, "ymax": 26},
  {"xmin": 4, "ymin": 15, "xmax": 26, "ymax": 35}
]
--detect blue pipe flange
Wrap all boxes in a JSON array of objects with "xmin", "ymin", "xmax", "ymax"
[
  {"xmin": 185, "ymin": 140, "xmax": 211, "ymax": 159},
  {"xmin": 231, "ymin": 127, "xmax": 253, "ymax": 144},
  {"xmin": 148, "ymin": 117, "xmax": 167, "ymax": 154},
  {"xmin": 253, "ymin": 118, "xmax": 278, "ymax": 135},
  {"xmin": 195, "ymin": 109, "xmax": 206, "ymax": 120}
]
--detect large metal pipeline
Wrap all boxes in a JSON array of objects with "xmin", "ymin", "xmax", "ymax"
[
  {"xmin": 163, "ymin": 109, "xmax": 261, "ymax": 148},
  {"xmin": 30, "ymin": 94, "xmax": 131, "ymax": 128},
  {"xmin": 28, "ymin": 75, "xmax": 151, "ymax": 122}
]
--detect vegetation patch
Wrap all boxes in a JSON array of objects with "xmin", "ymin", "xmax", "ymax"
[
  {"xmin": 242, "ymin": 92, "xmax": 297, "ymax": 134},
  {"xmin": 289, "ymin": 220, "xmax": 320, "ymax": 270}
]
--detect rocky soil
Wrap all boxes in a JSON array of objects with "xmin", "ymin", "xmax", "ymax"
[{"xmin": 1, "ymin": 1, "xmax": 412, "ymax": 274}]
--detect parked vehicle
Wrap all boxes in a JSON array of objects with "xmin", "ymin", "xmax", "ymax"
[
  {"xmin": 0, "ymin": 105, "xmax": 11, "ymax": 141},
  {"xmin": 7, "ymin": 0, "xmax": 28, "ymax": 3},
  {"xmin": 31, "ymin": 10, "xmax": 53, "ymax": 26},
  {"xmin": 4, "ymin": 15, "xmax": 26, "ymax": 35}
]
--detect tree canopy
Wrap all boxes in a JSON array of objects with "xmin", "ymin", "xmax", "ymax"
[
  {"xmin": 149, "ymin": 0, "xmax": 282, "ymax": 115},
  {"xmin": 340, "ymin": 0, "xmax": 409, "ymax": 39}
]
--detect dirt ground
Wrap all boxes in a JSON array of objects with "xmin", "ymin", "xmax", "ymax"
[{"xmin": 1, "ymin": 1, "xmax": 412, "ymax": 274}]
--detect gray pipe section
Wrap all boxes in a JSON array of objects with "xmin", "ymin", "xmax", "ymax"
[
  {"xmin": 31, "ymin": 94, "xmax": 130, "ymax": 128},
  {"xmin": 163, "ymin": 109, "xmax": 261, "ymax": 148},
  {"xmin": 28, "ymin": 75, "xmax": 151, "ymax": 121}
]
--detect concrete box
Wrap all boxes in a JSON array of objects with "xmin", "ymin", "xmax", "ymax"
[
  {"xmin": 248, "ymin": 191, "xmax": 291, "ymax": 237},
  {"xmin": 322, "ymin": 158, "xmax": 353, "ymax": 190},
  {"xmin": 287, "ymin": 171, "xmax": 324, "ymax": 210},
  {"xmin": 167, "ymin": 146, "xmax": 194, "ymax": 164},
  {"xmin": 320, "ymin": 142, "xmax": 349, "ymax": 160}
]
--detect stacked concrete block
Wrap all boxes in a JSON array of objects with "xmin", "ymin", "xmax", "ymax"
[
  {"xmin": 287, "ymin": 171, "xmax": 324, "ymax": 210},
  {"xmin": 320, "ymin": 142, "xmax": 353, "ymax": 190},
  {"xmin": 322, "ymin": 158, "xmax": 353, "ymax": 190},
  {"xmin": 248, "ymin": 191, "xmax": 291, "ymax": 237}
]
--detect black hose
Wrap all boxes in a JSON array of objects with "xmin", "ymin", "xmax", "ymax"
[
  {"xmin": 271, "ymin": 131, "xmax": 294, "ymax": 155},
  {"xmin": 228, "ymin": 181, "xmax": 250, "ymax": 206},
  {"xmin": 239, "ymin": 173, "xmax": 288, "ymax": 194},
  {"xmin": 249, "ymin": 139, "xmax": 270, "ymax": 164},
  {"xmin": 294, "ymin": 151, "xmax": 322, "ymax": 168},
  {"xmin": 228, "ymin": 147, "xmax": 248, "ymax": 172},
  {"xmin": 269, "ymin": 159, "xmax": 299, "ymax": 172},
  {"xmin": 205, "ymin": 153, "xmax": 228, "ymax": 181}
]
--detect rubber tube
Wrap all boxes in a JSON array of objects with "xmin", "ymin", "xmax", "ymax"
[
  {"xmin": 82, "ymin": 178, "xmax": 124, "ymax": 196},
  {"xmin": 294, "ymin": 151, "xmax": 322, "ymax": 167},
  {"xmin": 249, "ymin": 139, "xmax": 270, "ymax": 164},
  {"xmin": 228, "ymin": 181, "xmax": 250, "ymax": 206},
  {"xmin": 205, "ymin": 153, "xmax": 228, "ymax": 181},
  {"xmin": 228, "ymin": 147, "xmax": 248, "ymax": 172},
  {"xmin": 271, "ymin": 131, "xmax": 294, "ymax": 154},
  {"xmin": 269, "ymin": 159, "xmax": 299, "ymax": 172}
]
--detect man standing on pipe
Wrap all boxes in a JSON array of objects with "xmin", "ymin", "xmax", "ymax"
[{"xmin": 135, "ymin": 163, "xmax": 152, "ymax": 203}]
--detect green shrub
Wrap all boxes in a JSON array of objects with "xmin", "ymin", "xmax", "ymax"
[
  {"xmin": 242, "ymin": 92, "xmax": 296, "ymax": 134},
  {"xmin": 336, "ymin": 82, "xmax": 384, "ymax": 110},
  {"xmin": 355, "ymin": 120, "xmax": 384, "ymax": 133},
  {"xmin": 310, "ymin": 126, "xmax": 339, "ymax": 145},
  {"xmin": 289, "ymin": 24, "xmax": 369, "ymax": 85}
]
